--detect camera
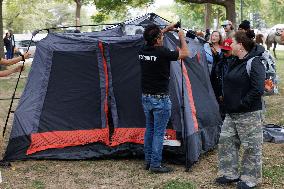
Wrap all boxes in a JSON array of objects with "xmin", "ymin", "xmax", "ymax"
[{"xmin": 174, "ymin": 21, "xmax": 181, "ymax": 29}]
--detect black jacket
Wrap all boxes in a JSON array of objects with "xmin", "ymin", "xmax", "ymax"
[
  {"xmin": 3, "ymin": 37, "xmax": 11, "ymax": 50},
  {"xmin": 211, "ymin": 54, "xmax": 236, "ymax": 101},
  {"xmin": 223, "ymin": 44, "xmax": 266, "ymax": 113}
]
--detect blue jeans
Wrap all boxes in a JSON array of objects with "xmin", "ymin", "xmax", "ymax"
[
  {"xmin": 5, "ymin": 49, "xmax": 13, "ymax": 59},
  {"xmin": 142, "ymin": 94, "xmax": 171, "ymax": 168}
]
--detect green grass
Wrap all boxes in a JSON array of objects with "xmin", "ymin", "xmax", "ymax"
[
  {"xmin": 31, "ymin": 180, "xmax": 45, "ymax": 189},
  {"xmin": 0, "ymin": 65, "xmax": 30, "ymax": 97},
  {"xmin": 263, "ymin": 164, "xmax": 284, "ymax": 185},
  {"xmin": 264, "ymin": 50, "xmax": 284, "ymax": 125},
  {"xmin": 162, "ymin": 180, "xmax": 196, "ymax": 189},
  {"xmin": 261, "ymin": 50, "xmax": 284, "ymax": 187}
]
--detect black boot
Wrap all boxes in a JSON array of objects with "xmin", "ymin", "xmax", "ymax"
[
  {"xmin": 215, "ymin": 176, "xmax": 240, "ymax": 185},
  {"xmin": 144, "ymin": 163, "xmax": 150, "ymax": 170},
  {"xmin": 149, "ymin": 165, "xmax": 173, "ymax": 173}
]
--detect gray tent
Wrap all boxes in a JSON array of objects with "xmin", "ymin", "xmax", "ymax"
[{"xmin": 3, "ymin": 13, "xmax": 222, "ymax": 167}]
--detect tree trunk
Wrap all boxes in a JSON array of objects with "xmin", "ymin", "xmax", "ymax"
[
  {"xmin": 224, "ymin": 0, "xmax": 236, "ymax": 27},
  {"xmin": 74, "ymin": 0, "xmax": 82, "ymax": 28},
  {"xmin": 0, "ymin": 0, "xmax": 4, "ymax": 59},
  {"xmin": 204, "ymin": 3, "xmax": 212, "ymax": 30},
  {"xmin": 216, "ymin": 8, "xmax": 221, "ymax": 29},
  {"xmin": 182, "ymin": 0, "xmax": 236, "ymax": 27}
]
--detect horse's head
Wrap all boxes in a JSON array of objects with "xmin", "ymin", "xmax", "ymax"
[
  {"xmin": 255, "ymin": 34, "xmax": 264, "ymax": 45},
  {"xmin": 276, "ymin": 28, "xmax": 284, "ymax": 36}
]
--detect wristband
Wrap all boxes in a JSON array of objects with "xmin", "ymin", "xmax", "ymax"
[{"xmin": 21, "ymin": 54, "xmax": 25, "ymax": 61}]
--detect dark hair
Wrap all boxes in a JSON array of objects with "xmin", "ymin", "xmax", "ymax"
[
  {"xmin": 143, "ymin": 24, "xmax": 161, "ymax": 46},
  {"xmin": 234, "ymin": 30, "xmax": 255, "ymax": 52},
  {"xmin": 238, "ymin": 20, "xmax": 251, "ymax": 31},
  {"xmin": 246, "ymin": 29, "xmax": 255, "ymax": 39}
]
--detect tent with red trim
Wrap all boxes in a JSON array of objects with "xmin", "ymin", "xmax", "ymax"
[{"xmin": 3, "ymin": 13, "xmax": 221, "ymax": 166}]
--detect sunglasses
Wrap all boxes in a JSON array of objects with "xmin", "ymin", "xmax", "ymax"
[{"xmin": 222, "ymin": 25, "xmax": 229, "ymax": 28}]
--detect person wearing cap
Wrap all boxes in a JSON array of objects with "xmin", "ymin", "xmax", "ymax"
[
  {"xmin": 210, "ymin": 38, "xmax": 235, "ymax": 120},
  {"xmin": 139, "ymin": 23, "xmax": 189, "ymax": 173},
  {"xmin": 238, "ymin": 20, "xmax": 251, "ymax": 32},
  {"xmin": 221, "ymin": 20, "xmax": 235, "ymax": 39},
  {"xmin": 238, "ymin": 20, "xmax": 256, "ymax": 40}
]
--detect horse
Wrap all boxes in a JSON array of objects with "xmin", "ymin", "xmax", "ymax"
[
  {"xmin": 265, "ymin": 28, "xmax": 284, "ymax": 59},
  {"xmin": 255, "ymin": 34, "xmax": 264, "ymax": 45}
]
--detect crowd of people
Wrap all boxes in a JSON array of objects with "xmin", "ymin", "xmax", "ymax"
[{"xmin": 139, "ymin": 19, "xmax": 266, "ymax": 189}]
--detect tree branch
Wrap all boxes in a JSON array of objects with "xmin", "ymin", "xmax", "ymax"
[
  {"xmin": 180, "ymin": 0, "xmax": 227, "ymax": 6},
  {"xmin": 179, "ymin": 0, "xmax": 236, "ymax": 24},
  {"xmin": 74, "ymin": 0, "xmax": 82, "ymax": 6}
]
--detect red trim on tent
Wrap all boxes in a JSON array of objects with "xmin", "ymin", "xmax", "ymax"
[
  {"xmin": 196, "ymin": 52, "xmax": 201, "ymax": 63},
  {"xmin": 98, "ymin": 41, "xmax": 109, "ymax": 129},
  {"xmin": 27, "ymin": 128, "xmax": 109, "ymax": 155},
  {"xmin": 181, "ymin": 61, "xmax": 199, "ymax": 132},
  {"xmin": 27, "ymin": 128, "xmax": 176, "ymax": 154},
  {"xmin": 111, "ymin": 128, "xmax": 176, "ymax": 146}
]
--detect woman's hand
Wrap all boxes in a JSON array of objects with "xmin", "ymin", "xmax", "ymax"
[{"xmin": 23, "ymin": 52, "xmax": 31, "ymax": 59}]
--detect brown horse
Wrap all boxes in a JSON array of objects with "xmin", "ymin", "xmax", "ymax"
[
  {"xmin": 255, "ymin": 34, "xmax": 264, "ymax": 45},
  {"xmin": 265, "ymin": 28, "xmax": 284, "ymax": 59}
]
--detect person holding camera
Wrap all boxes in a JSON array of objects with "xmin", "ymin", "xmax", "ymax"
[
  {"xmin": 139, "ymin": 23, "xmax": 189, "ymax": 173},
  {"xmin": 204, "ymin": 31, "xmax": 222, "ymax": 74},
  {"xmin": 0, "ymin": 52, "xmax": 31, "ymax": 77},
  {"xmin": 210, "ymin": 38, "xmax": 235, "ymax": 120}
]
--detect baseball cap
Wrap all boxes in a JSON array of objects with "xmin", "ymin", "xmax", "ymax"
[
  {"xmin": 220, "ymin": 38, "xmax": 233, "ymax": 51},
  {"xmin": 221, "ymin": 20, "xmax": 232, "ymax": 26},
  {"xmin": 238, "ymin": 20, "xmax": 251, "ymax": 30}
]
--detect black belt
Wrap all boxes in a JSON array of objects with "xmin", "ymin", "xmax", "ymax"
[{"xmin": 143, "ymin": 93, "xmax": 169, "ymax": 98}]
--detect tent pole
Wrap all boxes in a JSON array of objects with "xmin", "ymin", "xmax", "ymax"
[
  {"xmin": 180, "ymin": 58, "xmax": 190, "ymax": 172},
  {"xmin": 178, "ymin": 20, "xmax": 190, "ymax": 171},
  {"xmin": 2, "ymin": 35, "xmax": 35, "ymax": 137}
]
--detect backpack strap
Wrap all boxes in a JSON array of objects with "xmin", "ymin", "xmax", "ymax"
[
  {"xmin": 245, "ymin": 57, "xmax": 257, "ymax": 77},
  {"xmin": 245, "ymin": 56, "xmax": 266, "ymax": 77}
]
